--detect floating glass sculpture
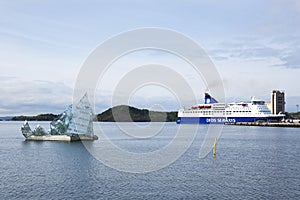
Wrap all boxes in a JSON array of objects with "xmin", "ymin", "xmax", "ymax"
[{"xmin": 21, "ymin": 93, "xmax": 96, "ymax": 140}]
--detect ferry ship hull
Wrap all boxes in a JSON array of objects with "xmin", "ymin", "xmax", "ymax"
[{"xmin": 176, "ymin": 116, "xmax": 274, "ymax": 124}]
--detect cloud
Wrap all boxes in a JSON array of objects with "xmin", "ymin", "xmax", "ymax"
[
  {"xmin": 208, "ymin": 36, "xmax": 300, "ymax": 69},
  {"xmin": 270, "ymin": 36, "xmax": 300, "ymax": 68},
  {"xmin": 209, "ymin": 42, "xmax": 280, "ymax": 61},
  {"xmin": 275, "ymin": 48, "xmax": 300, "ymax": 69},
  {"xmin": 0, "ymin": 76, "xmax": 73, "ymax": 115},
  {"xmin": 230, "ymin": 46, "xmax": 280, "ymax": 60}
]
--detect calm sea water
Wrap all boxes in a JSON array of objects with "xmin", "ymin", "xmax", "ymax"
[{"xmin": 0, "ymin": 121, "xmax": 299, "ymax": 199}]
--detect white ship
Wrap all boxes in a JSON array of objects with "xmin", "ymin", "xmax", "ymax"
[{"xmin": 177, "ymin": 93, "xmax": 285, "ymax": 124}]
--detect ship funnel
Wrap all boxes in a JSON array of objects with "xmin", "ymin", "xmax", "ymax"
[{"xmin": 204, "ymin": 93, "xmax": 218, "ymax": 104}]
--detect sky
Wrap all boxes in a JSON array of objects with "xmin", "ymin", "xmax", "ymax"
[{"xmin": 0, "ymin": 0, "xmax": 300, "ymax": 116}]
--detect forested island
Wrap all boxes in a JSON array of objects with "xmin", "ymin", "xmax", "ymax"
[
  {"xmin": 97, "ymin": 105, "xmax": 177, "ymax": 122},
  {"xmin": 7, "ymin": 105, "xmax": 178, "ymax": 122},
  {"xmin": 11, "ymin": 114, "xmax": 59, "ymax": 121}
]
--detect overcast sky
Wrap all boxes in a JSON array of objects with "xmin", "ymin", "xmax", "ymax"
[{"xmin": 0, "ymin": 0, "xmax": 300, "ymax": 116}]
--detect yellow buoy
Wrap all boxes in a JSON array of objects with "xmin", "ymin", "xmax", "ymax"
[{"xmin": 213, "ymin": 137, "xmax": 217, "ymax": 157}]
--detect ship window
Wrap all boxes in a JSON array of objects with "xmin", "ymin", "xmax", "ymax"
[{"xmin": 253, "ymin": 101, "xmax": 265, "ymax": 105}]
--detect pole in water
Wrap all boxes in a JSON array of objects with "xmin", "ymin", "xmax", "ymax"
[{"xmin": 213, "ymin": 137, "xmax": 217, "ymax": 157}]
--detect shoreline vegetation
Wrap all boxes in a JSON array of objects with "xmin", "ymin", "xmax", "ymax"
[{"xmin": 5, "ymin": 105, "xmax": 178, "ymax": 122}]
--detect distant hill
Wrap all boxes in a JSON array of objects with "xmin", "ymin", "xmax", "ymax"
[
  {"xmin": 97, "ymin": 105, "xmax": 178, "ymax": 122},
  {"xmin": 11, "ymin": 114, "xmax": 59, "ymax": 121},
  {"xmin": 0, "ymin": 116, "xmax": 13, "ymax": 121}
]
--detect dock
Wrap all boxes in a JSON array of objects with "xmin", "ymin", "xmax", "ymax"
[{"xmin": 226, "ymin": 122, "xmax": 300, "ymax": 128}]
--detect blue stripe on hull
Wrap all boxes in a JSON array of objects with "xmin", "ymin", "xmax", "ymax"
[{"xmin": 177, "ymin": 117, "xmax": 266, "ymax": 124}]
